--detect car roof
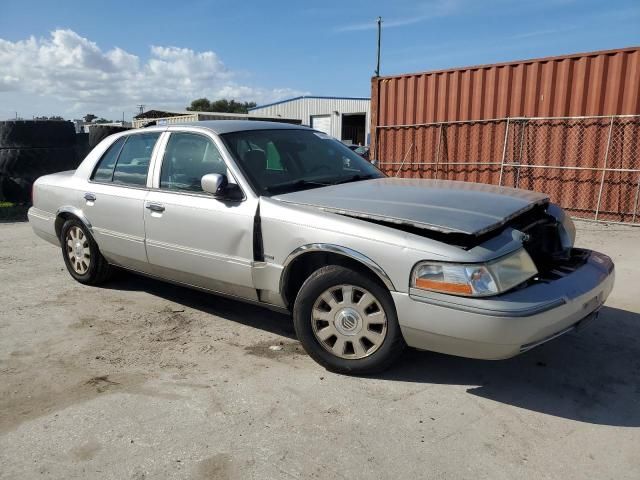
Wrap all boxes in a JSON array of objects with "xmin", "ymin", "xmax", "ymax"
[{"xmin": 171, "ymin": 120, "xmax": 311, "ymax": 135}]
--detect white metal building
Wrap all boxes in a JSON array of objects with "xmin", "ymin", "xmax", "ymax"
[
  {"xmin": 248, "ymin": 96, "xmax": 371, "ymax": 145},
  {"xmin": 132, "ymin": 110, "xmax": 300, "ymax": 129}
]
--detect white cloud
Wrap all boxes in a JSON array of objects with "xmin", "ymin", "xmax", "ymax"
[
  {"xmin": 335, "ymin": 0, "xmax": 460, "ymax": 32},
  {"xmin": 0, "ymin": 29, "xmax": 306, "ymax": 119}
]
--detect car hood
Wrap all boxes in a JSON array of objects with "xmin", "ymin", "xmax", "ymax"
[{"xmin": 272, "ymin": 178, "xmax": 549, "ymax": 235}]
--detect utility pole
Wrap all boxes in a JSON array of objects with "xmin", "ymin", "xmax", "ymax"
[
  {"xmin": 375, "ymin": 16, "xmax": 382, "ymax": 77},
  {"xmin": 137, "ymin": 104, "xmax": 145, "ymax": 115}
]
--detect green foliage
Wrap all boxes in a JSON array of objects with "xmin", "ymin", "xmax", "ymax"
[
  {"xmin": 186, "ymin": 98, "xmax": 257, "ymax": 114},
  {"xmin": 83, "ymin": 113, "xmax": 97, "ymax": 123},
  {"xmin": 0, "ymin": 202, "xmax": 29, "ymax": 221}
]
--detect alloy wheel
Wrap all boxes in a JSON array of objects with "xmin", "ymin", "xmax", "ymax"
[
  {"xmin": 311, "ymin": 284, "xmax": 388, "ymax": 359},
  {"xmin": 65, "ymin": 226, "xmax": 91, "ymax": 275}
]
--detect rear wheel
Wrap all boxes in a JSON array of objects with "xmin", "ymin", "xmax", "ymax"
[
  {"xmin": 60, "ymin": 219, "xmax": 113, "ymax": 285},
  {"xmin": 293, "ymin": 266, "xmax": 405, "ymax": 374}
]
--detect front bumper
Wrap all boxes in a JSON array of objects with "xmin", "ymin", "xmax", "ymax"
[{"xmin": 393, "ymin": 250, "xmax": 615, "ymax": 359}]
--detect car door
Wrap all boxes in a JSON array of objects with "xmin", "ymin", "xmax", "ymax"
[
  {"xmin": 84, "ymin": 132, "xmax": 162, "ymax": 269},
  {"xmin": 143, "ymin": 130, "xmax": 258, "ymax": 300}
]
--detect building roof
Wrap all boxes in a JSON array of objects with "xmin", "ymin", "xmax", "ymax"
[
  {"xmin": 134, "ymin": 109, "xmax": 298, "ymax": 120},
  {"xmin": 248, "ymin": 95, "xmax": 371, "ymax": 111},
  {"xmin": 176, "ymin": 120, "xmax": 310, "ymax": 134}
]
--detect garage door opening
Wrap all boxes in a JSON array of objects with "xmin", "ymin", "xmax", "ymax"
[
  {"xmin": 311, "ymin": 115, "xmax": 332, "ymax": 136},
  {"xmin": 341, "ymin": 113, "xmax": 366, "ymax": 145}
]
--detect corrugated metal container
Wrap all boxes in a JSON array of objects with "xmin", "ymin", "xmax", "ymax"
[
  {"xmin": 249, "ymin": 96, "xmax": 371, "ymax": 142},
  {"xmin": 370, "ymin": 48, "xmax": 640, "ymax": 223},
  {"xmin": 371, "ymin": 47, "xmax": 640, "ymax": 131}
]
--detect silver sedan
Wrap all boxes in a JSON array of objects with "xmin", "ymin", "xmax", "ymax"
[{"xmin": 29, "ymin": 121, "xmax": 614, "ymax": 373}]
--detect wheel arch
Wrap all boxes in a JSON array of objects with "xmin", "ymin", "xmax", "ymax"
[
  {"xmin": 280, "ymin": 244, "xmax": 395, "ymax": 308},
  {"xmin": 54, "ymin": 206, "xmax": 93, "ymax": 240}
]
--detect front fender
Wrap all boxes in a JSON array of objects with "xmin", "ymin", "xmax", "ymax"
[{"xmin": 279, "ymin": 243, "xmax": 396, "ymax": 294}]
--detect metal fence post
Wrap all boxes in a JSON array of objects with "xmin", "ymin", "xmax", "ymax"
[
  {"xmin": 394, "ymin": 140, "xmax": 414, "ymax": 177},
  {"xmin": 434, "ymin": 125, "xmax": 443, "ymax": 180},
  {"xmin": 632, "ymin": 173, "xmax": 640, "ymax": 224},
  {"xmin": 498, "ymin": 118, "xmax": 510, "ymax": 186},
  {"xmin": 594, "ymin": 116, "xmax": 615, "ymax": 221},
  {"xmin": 515, "ymin": 119, "xmax": 527, "ymax": 189}
]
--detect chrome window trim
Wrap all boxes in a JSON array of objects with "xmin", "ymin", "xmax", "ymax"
[
  {"xmin": 86, "ymin": 180, "xmax": 151, "ymax": 192},
  {"xmin": 147, "ymin": 131, "xmax": 171, "ymax": 189}
]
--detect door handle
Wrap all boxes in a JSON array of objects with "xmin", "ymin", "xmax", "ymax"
[
  {"xmin": 84, "ymin": 192, "xmax": 96, "ymax": 202},
  {"xmin": 146, "ymin": 203, "xmax": 165, "ymax": 213}
]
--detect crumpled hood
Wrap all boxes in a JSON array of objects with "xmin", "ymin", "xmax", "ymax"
[{"xmin": 273, "ymin": 178, "xmax": 549, "ymax": 235}]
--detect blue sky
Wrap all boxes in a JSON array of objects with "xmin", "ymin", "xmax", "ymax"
[{"xmin": 0, "ymin": 0, "xmax": 638, "ymax": 120}]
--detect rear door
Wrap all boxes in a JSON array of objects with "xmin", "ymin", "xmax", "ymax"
[
  {"xmin": 143, "ymin": 131, "xmax": 258, "ymax": 299},
  {"xmin": 84, "ymin": 132, "xmax": 162, "ymax": 269}
]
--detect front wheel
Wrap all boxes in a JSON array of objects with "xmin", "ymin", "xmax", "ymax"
[{"xmin": 293, "ymin": 266, "xmax": 405, "ymax": 374}]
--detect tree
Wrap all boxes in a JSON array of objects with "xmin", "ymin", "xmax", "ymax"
[
  {"xmin": 83, "ymin": 113, "xmax": 97, "ymax": 123},
  {"xmin": 186, "ymin": 98, "xmax": 257, "ymax": 114},
  {"xmin": 186, "ymin": 98, "xmax": 212, "ymax": 112}
]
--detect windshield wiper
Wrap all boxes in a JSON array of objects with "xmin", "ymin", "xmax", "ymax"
[
  {"xmin": 331, "ymin": 174, "xmax": 377, "ymax": 185},
  {"xmin": 264, "ymin": 179, "xmax": 331, "ymax": 193}
]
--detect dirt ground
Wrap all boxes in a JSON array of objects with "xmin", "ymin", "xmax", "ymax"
[{"xmin": 1, "ymin": 220, "xmax": 639, "ymax": 479}]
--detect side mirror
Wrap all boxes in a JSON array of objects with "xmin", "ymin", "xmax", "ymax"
[{"xmin": 201, "ymin": 173, "xmax": 228, "ymax": 197}]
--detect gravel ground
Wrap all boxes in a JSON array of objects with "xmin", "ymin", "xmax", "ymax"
[{"xmin": 1, "ymin": 220, "xmax": 639, "ymax": 479}]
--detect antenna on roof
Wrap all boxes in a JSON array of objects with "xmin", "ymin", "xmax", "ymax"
[{"xmin": 375, "ymin": 16, "xmax": 382, "ymax": 77}]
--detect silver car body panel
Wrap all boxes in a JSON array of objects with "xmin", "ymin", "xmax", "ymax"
[
  {"xmin": 273, "ymin": 178, "xmax": 549, "ymax": 235},
  {"xmin": 28, "ymin": 120, "xmax": 615, "ymax": 360},
  {"xmin": 280, "ymin": 243, "xmax": 396, "ymax": 291}
]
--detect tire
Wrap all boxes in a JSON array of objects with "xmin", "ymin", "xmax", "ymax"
[
  {"xmin": 0, "ymin": 147, "xmax": 78, "ymax": 177},
  {"xmin": 75, "ymin": 132, "xmax": 90, "ymax": 163},
  {"xmin": 0, "ymin": 120, "xmax": 76, "ymax": 148},
  {"xmin": 60, "ymin": 218, "xmax": 113, "ymax": 285},
  {"xmin": 88, "ymin": 125, "xmax": 129, "ymax": 148},
  {"xmin": 293, "ymin": 265, "xmax": 405, "ymax": 374},
  {"xmin": 0, "ymin": 175, "xmax": 32, "ymax": 203}
]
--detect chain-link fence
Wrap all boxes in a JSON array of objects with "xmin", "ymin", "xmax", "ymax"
[{"xmin": 374, "ymin": 115, "xmax": 640, "ymax": 224}]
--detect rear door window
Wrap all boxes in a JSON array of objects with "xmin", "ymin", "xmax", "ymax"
[
  {"xmin": 91, "ymin": 137, "xmax": 126, "ymax": 182},
  {"xmin": 112, "ymin": 133, "xmax": 161, "ymax": 186}
]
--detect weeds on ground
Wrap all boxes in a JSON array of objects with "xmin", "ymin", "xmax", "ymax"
[{"xmin": 0, "ymin": 201, "xmax": 29, "ymax": 222}]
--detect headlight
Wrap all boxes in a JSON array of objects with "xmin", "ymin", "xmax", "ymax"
[{"xmin": 411, "ymin": 248, "xmax": 538, "ymax": 297}]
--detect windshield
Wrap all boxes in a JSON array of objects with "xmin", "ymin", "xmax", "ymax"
[{"xmin": 220, "ymin": 129, "xmax": 384, "ymax": 195}]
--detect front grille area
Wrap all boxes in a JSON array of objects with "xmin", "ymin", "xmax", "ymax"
[{"xmin": 506, "ymin": 205, "xmax": 589, "ymax": 279}]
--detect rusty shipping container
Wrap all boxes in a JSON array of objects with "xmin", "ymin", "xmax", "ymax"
[{"xmin": 370, "ymin": 47, "xmax": 640, "ymax": 223}]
